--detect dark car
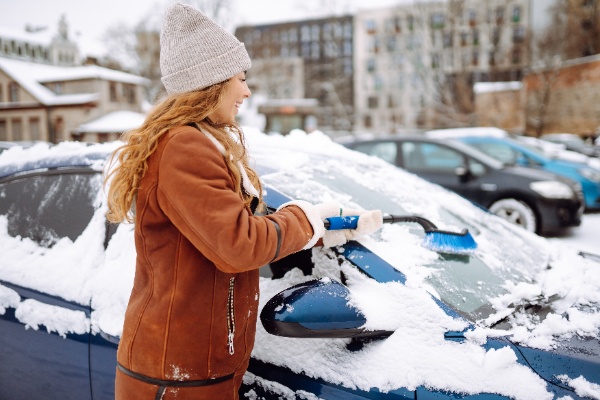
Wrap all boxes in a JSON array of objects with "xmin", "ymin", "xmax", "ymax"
[
  {"xmin": 343, "ymin": 135, "xmax": 584, "ymax": 235},
  {"xmin": 1, "ymin": 135, "xmax": 599, "ymax": 399}
]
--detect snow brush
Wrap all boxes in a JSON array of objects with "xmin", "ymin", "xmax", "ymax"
[{"xmin": 324, "ymin": 215, "xmax": 477, "ymax": 255}]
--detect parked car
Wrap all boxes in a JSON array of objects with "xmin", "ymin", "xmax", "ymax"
[
  {"xmin": 342, "ymin": 135, "xmax": 583, "ymax": 235},
  {"xmin": 540, "ymin": 133, "xmax": 600, "ymax": 158},
  {"xmin": 426, "ymin": 132, "xmax": 600, "ymax": 211},
  {"xmin": 1, "ymin": 133, "xmax": 599, "ymax": 400}
]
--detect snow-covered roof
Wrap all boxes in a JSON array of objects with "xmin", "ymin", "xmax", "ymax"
[
  {"xmin": 0, "ymin": 57, "xmax": 148, "ymax": 106},
  {"xmin": 0, "ymin": 26, "xmax": 53, "ymax": 47},
  {"xmin": 473, "ymin": 81, "xmax": 523, "ymax": 94},
  {"xmin": 76, "ymin": 110, "xmax": 146, "ymax": 133}
]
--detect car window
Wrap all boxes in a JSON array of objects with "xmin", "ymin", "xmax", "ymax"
[
  {"xmin": 401, "ymin": 142, "xmax": 464, "ymax": 172},
  {"xmin": 468, "ymin": 142, "xmax": 518, "ymax": 164},
  {"xmin": 352, "ymin": 142, "xmax": 397, "ymax": 164},
  {"xmin": 0, "ymin": 171, "xmax": 100, "ymax": 247}
]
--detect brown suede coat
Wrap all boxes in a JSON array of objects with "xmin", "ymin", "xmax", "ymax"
[{"xmin": 115, "ymin": 126, "xmax": 314, "ymax": 399}]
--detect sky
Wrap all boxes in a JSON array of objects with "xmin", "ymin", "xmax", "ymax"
[
  {"xmin": 1, "ymin": 131, "xmax": 600, "ymax": 398},
  {"xmin": 0, "ymin": 0, "xmax": 400, "ymax": 58}
]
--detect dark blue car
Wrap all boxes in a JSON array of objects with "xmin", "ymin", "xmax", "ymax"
[{"xmin": 1, "ymin": 134, "xmax": 599, "ymax": 399}]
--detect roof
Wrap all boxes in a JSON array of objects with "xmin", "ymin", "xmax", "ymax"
[
  {"xmin": 76, "ymin": 110, "xmax": 146, "ymax": 133},
  {"xmin": 0, "ymin": 57, "xmax": 149, "ymax": 107}
]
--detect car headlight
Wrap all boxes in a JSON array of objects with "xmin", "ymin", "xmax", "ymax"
[
  {"xmin": 579, "ymin": 167, "xmax": 600, "ymax": 183},
  {"xmin": 529, "ymin": 181, "xmax": 575, "ymax": 199}
]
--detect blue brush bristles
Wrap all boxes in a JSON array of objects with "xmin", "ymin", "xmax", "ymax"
[{"xmin": 422, "ymin": 231, "xmax": 478, "ymax": 255}]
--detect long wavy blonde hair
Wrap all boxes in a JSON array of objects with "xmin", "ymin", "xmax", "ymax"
[{"xmin": 104, "ymin": 79, "xmax": 262, "ymax": 224}]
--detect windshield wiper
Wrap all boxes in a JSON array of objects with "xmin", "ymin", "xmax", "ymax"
[{"xmin": 487, "ymin": 293, "xmax": 562, "ymax": 329}]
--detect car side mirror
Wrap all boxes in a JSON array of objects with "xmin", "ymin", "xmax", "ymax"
[
  {"xmin": 455, "ymin": 166, "xmax": 471, "ymax": 183},
  {"xmin": 260, "ymin": 279, "xmax": 392, "ymax": 339}
]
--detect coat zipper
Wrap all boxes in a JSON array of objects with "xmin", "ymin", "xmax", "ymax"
[{"xmin": 226, "ymin": 277, "xmax": 235, "ymax": 355}]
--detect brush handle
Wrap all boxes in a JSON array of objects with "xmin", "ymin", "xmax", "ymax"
[
  {"xmin": 324, "ymin": 216, "xmax": 359, "ymax": 230},
  {"xmin": 324, "ymin": 215, "xmax": 439, "ymax": 231}
]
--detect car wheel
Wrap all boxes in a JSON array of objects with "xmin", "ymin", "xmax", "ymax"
[{"xmin": 489, "ymin": 199, "xmax": 537, "ymax": 232}]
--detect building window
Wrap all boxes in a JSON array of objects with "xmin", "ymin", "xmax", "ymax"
[
  {"xmin": 29, "ymin": 117, "xmax": 41, "ymax": 140},
  {"xmin": 473, "ymin": 29, "xmax": 479, "ymax": 46},
  {"xmin": 8, "ymin": 82, "xmax": 19, "ymax": 102},
  {"xmin": 472, "ymin": 49, "xmax": 479, "ymax": 66},
  {"xmin": 109, "ymin": 82, "xmax": 118, "ymax": 102},
  {"xmin": 513, "ymin": 25, "xmax": 525, "ymax": 42},
  {"xmin": 311, "ymin": 25, "xmax": 320, "ymax": 41},
  {"xmin": 11, "ymin": 118, "xmax": 22, "ymax": 140},
  {"xmin": 0, "ymin": 120, "xmax": 7, "ymax": 140},
  {"xmin": 301, "ymin": 25, "xmax": 310, "ymax": 42},
  {"xmin": 512, "ymin": 6, "xmax": 521, "ymax": 23},
  {"xmin": 310, "ymin": 42, "xmax": 320, "ymax": 60},
  {"xmin": 368, "ymin": 96, "xmax": 379, "ymax": 109},
  {"xmin": 431, "ymin": 13, "xmax": 445, "ymax": 29},
  {"xmin": 443, "ymin": 32, "xmax": 453, "ymax": 48},
  {"xmin": 512, "ymin": 48, "xmax": 522, "ymax": 64},
  {"xmin": 122, "ymin": 84, "xmax": 136, "ymax": 104},
  {"xmin": 0, "ymin": 83, "xmax": 3, "ymax": 102},
  {"xmin": 367, "ymin": 58, "xmax": 376, "ymax": 72},
  {"xmin": 496, "ymin": 6, "xmax": 505, "ymax": 23},
  {"xmin": 432, "ymin": 53, "xmax": 440, "ymax": 68},
  {"xmin": 365, "ymin": 19, "xmax": 376, "ymax": 34},
  {"xmin": 467, "ymin": 9, "xmax": 477, "ymax": 26},
  {"xmin": 364, "ymin": 115, "xmax": 372, "ymax": 128}
]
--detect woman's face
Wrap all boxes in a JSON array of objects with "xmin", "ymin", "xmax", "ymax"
[{"xmin": 208, "ymin": 71, "xmax": 251, "ymax": 124}]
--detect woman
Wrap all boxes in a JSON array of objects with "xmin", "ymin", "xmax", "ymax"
[{"xmin": 105, "ymin": 3, "xmax": 382, "ymax": 399}]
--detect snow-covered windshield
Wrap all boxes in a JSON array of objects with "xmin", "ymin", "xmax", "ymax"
[{"xmin": 249, "ymin": 130, "xmax": 548, "ymax": 323}]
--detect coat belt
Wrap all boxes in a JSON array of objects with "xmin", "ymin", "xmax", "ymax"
[{"xmin": 117, "ymin": 362, "xmax": 234, "ymax": 389}]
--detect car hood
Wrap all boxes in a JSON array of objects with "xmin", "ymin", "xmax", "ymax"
[{"xmin": 511, "ymin": 336, "xmax": 600, "ymax": 390}]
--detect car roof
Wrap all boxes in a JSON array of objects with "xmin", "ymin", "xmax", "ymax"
[
  {"xmin": 0, "ymin": 141, "xmax": 118, "ymax": 180},
  {"xmin": 346, "ymin": 135, "xmax": 506, "ymax": 169}
]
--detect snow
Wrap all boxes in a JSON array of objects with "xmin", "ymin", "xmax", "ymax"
[
  {"xmin": 0, "ymin": 129, "xmax": 599, "ymax": 398},
  {"xmin": 474, "ymin": 81, "xmax": 523, "ymax": 94},
  {"xmin": 76, "ymin": 110, "xmax": 146, "ymax": 133}
]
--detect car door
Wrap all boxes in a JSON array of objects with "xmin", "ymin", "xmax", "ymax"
[
  {"xmin": 397, "ymin": 140, "xmax": 488, "ymax": 203},
  {"xmin": 0, "ymin": 169, "xmax": 100, "ymax": 400}
]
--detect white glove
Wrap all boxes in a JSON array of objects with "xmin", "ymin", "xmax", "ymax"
[{"xmin": 315, "ymin": 202, "xmax": 383, "ymax": 248}]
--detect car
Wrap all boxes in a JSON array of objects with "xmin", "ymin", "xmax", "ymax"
[
  {"xmin": 540, "ymin": 133, "xmax": 600, "ymax": 158},
  {"xmin": 1, "ymin": 132, "xmax": 600, "ymax": 400},
  {"xmin": 425, "ymin": 131, "xmax": 600, "ymax": 211},
  {"xmin": 342, "ymin": 135, "xmax": 583, "ymax": 235}
]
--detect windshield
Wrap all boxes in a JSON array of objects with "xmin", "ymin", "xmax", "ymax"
[{"xmin": 252, "ymin": 143, "xmax": 548, "ymax": 323}]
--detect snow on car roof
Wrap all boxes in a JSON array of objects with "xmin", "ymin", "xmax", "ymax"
[{"xmin": 0, "ymin": 140, "xmax": 120, "ymax": 179}]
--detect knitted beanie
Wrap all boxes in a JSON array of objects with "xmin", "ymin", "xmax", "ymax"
[{"xmin": 160, "ymin": 2, "xmax": 251, "ymax": 94}]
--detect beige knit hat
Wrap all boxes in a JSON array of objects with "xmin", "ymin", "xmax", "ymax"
[{"xmin": 160, "ymin": 2, "xmax": 251, "ymax": 94}]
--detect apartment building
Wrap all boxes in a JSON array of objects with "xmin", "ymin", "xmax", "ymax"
[
  {"xmin": 354, "ymin": 0, "xmax": 530, "ymax": 134},
  {"xmin": 0, "ymin": 17, "xmax": 148, "ymax": 143},
  {"xmin": 235, "ymin": 15, "xmax": 354, "ymax": 135}
]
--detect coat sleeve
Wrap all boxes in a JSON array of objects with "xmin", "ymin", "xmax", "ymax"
[{"xmin": 156, "ymin": 127, "xmax": 315, "ymax": 273}]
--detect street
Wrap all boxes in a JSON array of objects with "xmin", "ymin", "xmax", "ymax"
[{"xmin": 548, "ymin": 211, "xmax": 600, "ymax": 255}]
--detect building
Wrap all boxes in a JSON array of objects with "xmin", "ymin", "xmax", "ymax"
[
  {"xmin": 235, "ymin": 15, "xmax": 354, "ymax": 135},
  {"xmin": 0, "ymin": 17, "xmax": 148, "ymax": 143},
  {"xmin": 353, "ymin": 0, "xmax": 531, "ymax": 134}
]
